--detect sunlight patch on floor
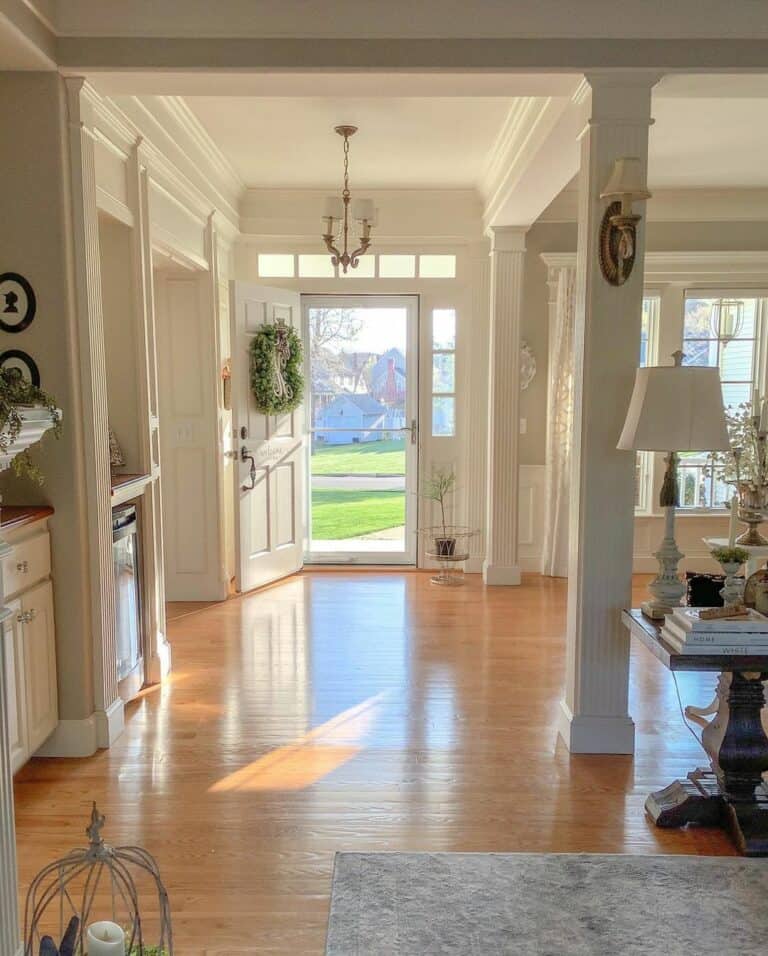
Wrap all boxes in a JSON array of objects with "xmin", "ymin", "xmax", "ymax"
[{"xmin": 209, "ymin": 692, "xmax": 388, "ymax": 792}]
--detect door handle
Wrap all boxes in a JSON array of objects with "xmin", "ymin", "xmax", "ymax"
[
  {"xmin": 407, "ymin": 418, "xmax": 418, "ymax": 445},
  {"xmin": 241, "ymin": 446, "xmax": 257, "ymax": 491},
  {"xmin": 17, "ymin": 609, "xmax": 36, "ymax": 624}
]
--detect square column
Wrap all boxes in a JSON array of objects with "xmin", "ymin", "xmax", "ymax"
[
  {"xmin": 558, "ymin": 72, "xmax": 659, "ymax": 753},
  {"xmin": 484, "ymin": 226, "xmax": 526, "ymax": 586}
]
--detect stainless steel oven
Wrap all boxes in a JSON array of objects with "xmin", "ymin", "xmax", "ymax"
[{"xmin": 112, "ymin": 503, "xmax": 144, "ymax": 701}]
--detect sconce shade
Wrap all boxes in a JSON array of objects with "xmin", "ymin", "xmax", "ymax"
[
  {"xmin": 600, "ymin": 157, "xmax": 651, "ymax": 202},
  {"xmin": 617, "ymin": 364, "xmax": 730, "ymax": 452}
]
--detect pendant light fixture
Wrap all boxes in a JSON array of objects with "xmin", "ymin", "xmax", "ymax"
[
  {"xmin": 710, "ymin": 298, "xmax": 745, "ymax": 346},
  {"xmin": 321, "ymin": 126, "xmax": 376, "ymax": 274}
]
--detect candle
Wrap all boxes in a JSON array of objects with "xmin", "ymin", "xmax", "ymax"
[
  {"xmin": 86, "ymin": 921, "xmax": 125, "ymax": 955},
  {"xmin": 728, "ymin": 493, "xmax": 738, "ymax": 547}
]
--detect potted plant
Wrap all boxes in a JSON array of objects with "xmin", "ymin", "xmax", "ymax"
[
  {"xmin": 710, "ymin": 544, "xmax": 750, "ymax": 605},
  {"xmin": 0, "ymin": 367, "xmax": 61, "ymax": 483},
  {"xmin": 420, "ymin": 468, "xmax": 457, "ymax": 556}
]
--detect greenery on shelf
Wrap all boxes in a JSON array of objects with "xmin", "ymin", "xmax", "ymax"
[
  {"xmin": 420, "ymin": 468, "xmax": 456, "ymax": 538},
  {"xmin": 0, "ymin": 367, "xmax": 61, "ymax": 483},
  {"xmin": 249, "ymin": 322, "xmax": 304, "ymax": 415},
  {"xmin": 711, "ymin": 545, "xmax": 750, "ymax": 565}
]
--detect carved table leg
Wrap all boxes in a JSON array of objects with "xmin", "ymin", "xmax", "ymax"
[{"xmin": 719, "ymin": 670, "xmax": 768, "ymax": 856}]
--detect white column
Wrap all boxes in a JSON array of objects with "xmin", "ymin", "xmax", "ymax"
[
  {"xmin": 465, "ymin": 239, "xmax": 491, "ymax": 573},
  {"xmin": 558, "ymin": 72, "xmax": 659, "ymax": 754},
  {"xmin": 0, "ymin": 536, "xmax": 21, "ymax": 956},
  {"xmin": 483, "ymin": 226, "xmax": 526, "ymax": 586},
  {"xmin": 66, "ymin": 79, "xmax": 124, "ymax": 746}
]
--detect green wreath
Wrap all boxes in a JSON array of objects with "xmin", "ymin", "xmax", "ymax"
[{"xmin": 249, "ymin": 322, "xmax": 304, "ymax": 414}]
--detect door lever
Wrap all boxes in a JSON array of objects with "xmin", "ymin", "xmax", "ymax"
[{"xmin": 241, "ymin": 446, "xmax": 257, "ymax": 491}]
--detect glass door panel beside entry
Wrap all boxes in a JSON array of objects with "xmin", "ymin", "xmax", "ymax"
[{"xmin": 303, "ymin": 295, "xmax": 419, "ymax": 564}]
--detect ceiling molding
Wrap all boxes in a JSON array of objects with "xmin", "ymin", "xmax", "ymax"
[
  {"xmin": 480, "ymin": 97, "xmax": 564, "ymax": 219},
  {"xmin": 539, "ymin": 188, "xmax": 768, "ymax": 224},
  {"xmin": 541, "ymin": 250, "xmax": 768, "ymax": 284}
]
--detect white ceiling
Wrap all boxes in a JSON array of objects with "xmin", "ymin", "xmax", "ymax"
[
  {"xmin": 181, "ymin": 74, "xmax": 768, "ymax": 193},
  {"xmin": 187, "ymin": 96, "xmax": 518, "ymax": 189}
]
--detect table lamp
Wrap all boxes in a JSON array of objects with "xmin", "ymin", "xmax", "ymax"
[{"xmin": 617, "ymin": 350, "xmax": 730, "ymax": 619}]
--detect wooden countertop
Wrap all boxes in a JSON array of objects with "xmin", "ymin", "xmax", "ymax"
[
  {"xmin": 623, "ymin": 608, "xmax": 768, "ymax": 672},
  {"xmin": 0, "ymin": 505, "xmax": 54, "ymax": 531}
]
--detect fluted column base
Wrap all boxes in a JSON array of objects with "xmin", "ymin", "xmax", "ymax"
[
  {"xmin": 482, "ymin": 562, "xmax": 522, "ymax": 586},
  {"xmin": 558, "ymin": 702, "xmax": 635, "ymax": 755}
]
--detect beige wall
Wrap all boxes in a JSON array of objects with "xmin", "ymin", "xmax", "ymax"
[{"xmin": 0, "ymin": 72, "xmax": 95, "ymax": 721}]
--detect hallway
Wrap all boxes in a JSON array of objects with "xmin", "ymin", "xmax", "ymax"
[{"xmin": 14, "ymin": 573, "xmax": 733, "ymax": 954}]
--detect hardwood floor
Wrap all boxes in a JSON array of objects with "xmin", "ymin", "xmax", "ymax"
[{"xmin": 14, "ymin": 572, "xmax": 734, "ymax": 954}]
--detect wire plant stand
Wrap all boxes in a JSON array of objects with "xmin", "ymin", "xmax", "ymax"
[
  {"xmin": 417, "ymin": 525, "xmax": 478, "ymax": 586},
  {"xmin": 24, "ymin": 803, "xmax": 173, "ymax": 955}
]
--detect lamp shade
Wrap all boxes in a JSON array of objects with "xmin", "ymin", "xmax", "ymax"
[
  {"xmin": 617, "ymin": 364, "xmax": 730, "ymax": 452},
  {"xmin": 600, "ymin": 157, "xmax": 651, "ymax": 202}
]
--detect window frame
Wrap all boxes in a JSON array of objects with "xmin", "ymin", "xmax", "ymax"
[{"xmin": 430, "ymin": 308, "xmax": 457, "ymax": 438}]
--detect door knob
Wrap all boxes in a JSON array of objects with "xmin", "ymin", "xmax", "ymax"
[{"xmin": 17, "ymin": 609, "xmax": 37, "ymax": 624}]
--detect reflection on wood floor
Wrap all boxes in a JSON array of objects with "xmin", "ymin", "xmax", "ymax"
[{"xmin": 14, "ymin": 572, "xmax": 733, "ymax": 954}]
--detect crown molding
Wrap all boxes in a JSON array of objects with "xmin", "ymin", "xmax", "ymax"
[
  {"xmin": 542, "ymin": 250, "xmax": 768, "ymax": 284},
  {"xmin": 540, "ymin": 187, "xmax": 768, "ymax": 224},
  {"xmin": 480, "ymin": 96, "xmax": 568, "ymax": 223}
]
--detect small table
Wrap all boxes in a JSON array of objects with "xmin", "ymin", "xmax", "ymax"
[{"xmin": 623, "ymin": 608, "xmax": 768, "ymax": 856}]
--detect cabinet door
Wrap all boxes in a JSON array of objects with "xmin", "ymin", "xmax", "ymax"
[
  {"xmin": 20, "ymin": 581, "xmax": 57, "ymax": 754},
  {"xmin": 2, "ymin": 598, "xmax": 26, "ymax": 773}
]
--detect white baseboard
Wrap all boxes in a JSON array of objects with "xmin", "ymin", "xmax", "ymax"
[
  {"xmin": 36, "ymin": 715, "xmax": 98, "ymax": 757},
  {"xmin": 557, "ymin": 700, "xmax": 635, "ymax": 755},
  {"xmin": 146, "ymin": 632, "xmax": 173, "ymax": 685},
  {"xmin": 95, "ymin": 697, "xmax": 125, "ymax": 749},
  {"xmin": 483, "ymin": 562, "xmax": 522, "ymax": 586}
]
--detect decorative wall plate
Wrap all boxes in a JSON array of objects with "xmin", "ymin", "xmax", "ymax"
[
  {"xmin": 0, "ymin": 272, "xmax": 36, "ymax": 333},
  {"xmin": 0, "ymin": 349, "xmax": 40, "ymax": 387},
  {"xmin": 520, "ymin": 341, "xmax": 537, "ymax": 391}
]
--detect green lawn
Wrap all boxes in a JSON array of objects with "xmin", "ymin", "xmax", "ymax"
[
  {"xmin": 311, "ymin": 439, "xmax": 405, "ymax": 476},
  {"xmin": 311, "ymin": 489, "xmax": 405, "ymax": 539}
]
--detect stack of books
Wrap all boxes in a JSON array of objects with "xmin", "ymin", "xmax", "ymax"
[{"xmin": 661, "ymin": 606, "xmax": 768, "ymax": 655}]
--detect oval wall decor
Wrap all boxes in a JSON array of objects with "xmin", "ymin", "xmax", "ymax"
[
  {"xmin": 0, "ymin": 349, "xmax": 41, "ymax": 387},
  {"xmin": 0, "ymin": 273, "xmax": 36, "ymax": 333}
]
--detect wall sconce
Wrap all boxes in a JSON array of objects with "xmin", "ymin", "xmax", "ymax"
[{"xmin": 598, "ymin": 157, "xmax": 651, "ymax": 286}]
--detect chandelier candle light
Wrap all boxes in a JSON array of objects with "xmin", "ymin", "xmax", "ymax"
[
  {"xmin": 322, "ymin": 126, "xmax": 377, "ymax": 274},
  {"xmin": 618, "ymin": 350, "xmax": 730, "ymax": 619}
]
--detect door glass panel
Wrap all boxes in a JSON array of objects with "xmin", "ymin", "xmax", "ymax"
[{"xmin": 307, "ymin": 301, "xmax": 416, "ymax": 562}]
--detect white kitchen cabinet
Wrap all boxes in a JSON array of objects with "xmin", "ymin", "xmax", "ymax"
[
  {"xmin": 1, "ymin": 597, "xmax": 25, "ymax": 774},
  {"xmin": 1, "ymin": 516, "xmax": 58, "ymax": 771}
]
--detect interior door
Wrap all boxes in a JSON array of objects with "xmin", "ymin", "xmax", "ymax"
[{"xmin": 231, "ymin": 281, "xmax": 305, "ymax": 592}]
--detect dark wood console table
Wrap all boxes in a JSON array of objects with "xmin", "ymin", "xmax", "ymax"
[{"xmin": 623, "ymin": 608, "xmax": 768, "ymax": 856}]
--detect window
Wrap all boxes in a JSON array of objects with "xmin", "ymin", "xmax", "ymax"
[
  {"xmin": 419, "ymin": 255, "xmax": 456, "ymax": 278},
  {"xmin": 678, "ymin": 294, "xmax": 766, "ymax": 509},
  {"xmin": 431, "ymin": 309, "xmax": 456, "ymax": 436},
  {"xmin": 298, "ymin": 254, "xmax": 335, "ymax": 278},
  {"xmin": 257, "ymin": 253, "xmax": 295, "ymax": 278},
  {"xmin": 379, "ymin": 255, "xmax": 416, "ymax": 279},
  {"xmin": 635, "ymin": 295, "xmax": 660, "ymax": 512}
]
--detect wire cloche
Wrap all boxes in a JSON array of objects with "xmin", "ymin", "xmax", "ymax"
[{"xmin": 24, "ymin": 803, "xmax": 173, "ymax": 955}]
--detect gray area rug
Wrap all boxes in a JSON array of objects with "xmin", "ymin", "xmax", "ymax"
[{"xmin": 326, "ymin": 851, "xmax": 768, "ymax": 955}]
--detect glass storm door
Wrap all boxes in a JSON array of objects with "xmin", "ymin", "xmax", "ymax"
[{"xmin": 302, "ymin": 295, "xmax": 419, "ymax": 564}]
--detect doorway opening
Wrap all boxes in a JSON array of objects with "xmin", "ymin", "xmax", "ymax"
[{"xmin": 303, "ymin": 295, "xmax": 419, "ymax": 565}]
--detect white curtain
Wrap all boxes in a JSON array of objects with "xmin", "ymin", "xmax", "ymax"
[{"xmin": 541, "ymin": 267, "xmax": 576, "ymax": 577}]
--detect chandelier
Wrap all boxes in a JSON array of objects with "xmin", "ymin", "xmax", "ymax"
[
  {"xmin": 710, "ymin": 298, "xmax": 745, "ymax": 345},
  {"xmin": 322, "ymin": 125, "xmax": 376, "ymax": 274}
]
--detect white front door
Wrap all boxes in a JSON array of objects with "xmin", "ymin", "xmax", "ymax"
[{"xmin": 231, "ymin": 281, "xmax": 305, "ymax": 592}]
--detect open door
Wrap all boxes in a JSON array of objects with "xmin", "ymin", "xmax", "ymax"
[{"xmin": 231, "ymin": 281, "xmax": 305, "ymax": 592}]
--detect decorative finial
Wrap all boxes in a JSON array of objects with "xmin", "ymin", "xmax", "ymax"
[
  {"xmin": 672, "ymin": 349, "xmax": 684, "ymax": 367},
  {"xmin": 86, "ymin": 802, "xmax": 106, "ymax": 846}
]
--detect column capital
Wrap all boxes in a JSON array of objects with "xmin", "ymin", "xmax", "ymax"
[
  {"xmin": 582, "ymin": 70, "xmax": 661, "ymax": 126},
  {"xmin": 487, "ymin": 225, "xmax": 527, "ymax": 254}
]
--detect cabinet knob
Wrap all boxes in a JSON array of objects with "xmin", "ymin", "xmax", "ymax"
[
  {"xmin": 16, "ymin": 561, "xmax": 29, "ymax": 574},
  {"xmin": 16, "ymin": 609, "xmax": 37, "ymax": 624}
]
